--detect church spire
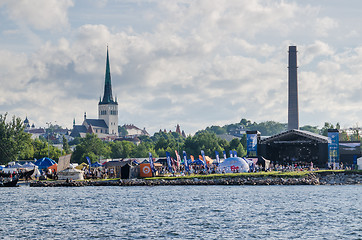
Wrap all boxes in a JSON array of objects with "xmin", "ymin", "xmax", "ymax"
[{"xmin": 100, "ymin": 46, "xmax": 116, "ymax": 104}]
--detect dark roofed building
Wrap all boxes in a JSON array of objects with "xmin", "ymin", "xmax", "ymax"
[
  {"xmin": 258, "ymin": 129, "xmax": 329, "ymax": 168},
  {"xmin": 70, "ymin": 125, "xmax": 87, "ymax": 138}
]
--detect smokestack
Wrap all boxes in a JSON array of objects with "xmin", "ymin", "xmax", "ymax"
[{"xmin": 288, "ymin": 46, "xmax": 299, "ymax": 130}]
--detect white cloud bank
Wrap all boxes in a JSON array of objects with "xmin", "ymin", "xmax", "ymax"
[{"xmin": 1, "ymin": 0, "xmax": 362, "ymax": 134}]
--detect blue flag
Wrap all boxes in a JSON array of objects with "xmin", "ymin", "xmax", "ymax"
[
  {"xmin": 86, "ymin": 156, "xmax": 91, "ymax": 171},
  {"xmin": 229, "ymin": 150, "xmax": 233, "ymax": 158},
  {"xmin": 166, "ymin": 151, "xmax": 173, "ymax": 173},
  {"xmin": 233, "ymin": 151, "xmax": 238, "ymax": 157},
  {"xmin": 183, "ymin": 151, "xmax": 189, "ymax": 172},
  {"xmin": 149, "ymin": 152, "xmax": 155, "ymax": 173},
  {"xmin": 215, "ymin": 151, "xmax": 220, "ymax": 164},
  {"xmin": 201, "ymin": 150, "xmax": 207, "ymax": 168}
]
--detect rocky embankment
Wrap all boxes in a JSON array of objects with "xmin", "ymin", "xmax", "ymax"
[{"xmin": 29, "ymin": 171, "xmax": 362, "ymax": 187}]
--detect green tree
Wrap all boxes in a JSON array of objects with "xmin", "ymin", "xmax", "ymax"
[
  {"xmin": 71, "ymin": 133, "xmax": 110, "ymax": 164},
  {"xmin": 118, "ymin": 126, "xmax": 128, "ymax": 137},
  {"xmin": 32, "ymin": 138, "xmax": 61, "ymax": 160},
  {"xmin": 236, "ymin": 143, "xmax": 247, "ymax": 157},
  {"xmin": 0, "ymin": 114, "xmax": 33, "ymax": 164},
  {"xmin": 320, "ymin": 122, "xmax": 334, "ymax": 136},
  {"xmin": 120, "ymin": 141, "xmax": 136, "ymax": 158},
  {"xmin": 109, "ymin": 141, "xmax": 123, "ymax": 159},
  {"xmin": 132, "ymin": 142, "xmax": 149, "ymax": 158},
  {"xmin": 300, "ymin": 125, "xmax": 319, "ymax": 134},
  {"xmin": 62, "ymin": 136, "xmax": 71, "ymax": 154}
]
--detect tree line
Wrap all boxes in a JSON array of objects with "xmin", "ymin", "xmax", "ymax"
[
  {"xmin": 0, "ymin": 114, "xmax": 359, "ymax": 165},
  {"xmin": 70, "ymin": 131, "xmax": 247, "ymax": 164}
]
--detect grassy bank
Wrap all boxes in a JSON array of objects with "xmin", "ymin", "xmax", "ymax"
[{"xmin": 145, "ymin": 170, "xmax": 362, "ymax": 180}]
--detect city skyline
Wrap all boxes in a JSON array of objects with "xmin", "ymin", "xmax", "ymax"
[{"xmin": 1, "ymin": 1, "xmax": 362, "ymax": 134}]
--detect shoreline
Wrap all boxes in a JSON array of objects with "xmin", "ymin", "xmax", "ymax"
[{"xmin": 29, "ymin": 171, "xmax": 362, "ymax": 187}]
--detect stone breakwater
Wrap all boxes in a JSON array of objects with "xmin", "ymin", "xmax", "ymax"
[{"xmin": 29, "ymin": 172, "xmax": 362, "ymax": 187}]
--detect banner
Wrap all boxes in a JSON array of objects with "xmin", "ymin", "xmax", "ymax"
[
  {"xmin": 246, "ymin": 132, "xmax": 258, "ymax": 157},
  {"xmin": 175, "ymin": 150, "xmax": 181, "ymax": 170},
  {"xmin": 215, "ymin": 151, "xmax": 220, "ymax": 164},
  {"xmin": 223, "ymin": 151, "xmax": 227, "ymax": 160},
  {"xmin": 201, "ymin": 150, "xmax": 207, "ymax": 168},
  {"xmin": 148, "ymin": 152, "xmax": 155, "ymax": 173},
  {"xmin": 233, "ymin": 151, "xmax": 238, "ymax": 157},
  {"xmin": 166, "ymin": 151, "xmax": 173, "ymax": 172},
  {"xmin": 86, "ymin": 156, "xmax": 91, "ymax": 171},
  {"xmin": 183, "ymin": 151, "xmax": 189, "ymax": 172},
  {"xmin": 328, "ymin": 130, "xmax": 340, "ymax": 167}
]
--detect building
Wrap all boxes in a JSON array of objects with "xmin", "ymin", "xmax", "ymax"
[
  {"xmin": 23, "ymin": 117, "xmax": 46, "ymax": 139},
  {"xmin": 257, "ymin": 46, "xmax": 329, "ymax": 167},
  {"xmin": 71, "ymin": 47, "xmax": 118, "ymax": 139},
  {"xmin": 258, "ymin": 129, "xmax": 329, "ymax": 167},
  {"xmin": 122, "ymin": 124, "xmax": 149, "ymax": 138},
  {"xmin": 70, "ymin": 47, "xmax": 148, "ymax": 140}
]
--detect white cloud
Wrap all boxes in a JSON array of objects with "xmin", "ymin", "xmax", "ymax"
[
  {"xmin": 2, "ymin": 0, "xmax": 73, "ymax": 30},
  {"xmin": 2, "ymin": 0, "xmax": 362, "ymax": 134}
]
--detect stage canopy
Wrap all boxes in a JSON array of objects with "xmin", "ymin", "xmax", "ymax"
[
  {"xmin": 218, "ymin": 157, "xmax": 250, "ymax": 173},
  {"xmin": 34, "ymin": 157, "xmax": 57, "ymax": 170}
]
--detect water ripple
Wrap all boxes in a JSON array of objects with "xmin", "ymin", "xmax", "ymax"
[{"xmin": 0, "ymin": 185, "xmax": 361, "ymax": 239}]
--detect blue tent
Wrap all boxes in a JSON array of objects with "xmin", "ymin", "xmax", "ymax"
[
  {"xmin": 34, "ymin": 157, "xmax": 57, "ymax": 170},
  {"xmin": 91, "ymin": 162, "xmax": 102, "ymax": 167}
]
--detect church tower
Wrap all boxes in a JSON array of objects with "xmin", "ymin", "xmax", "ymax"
[{"xmin": 98, "ymin": 47, "xmax": 118, "ymax": 135}]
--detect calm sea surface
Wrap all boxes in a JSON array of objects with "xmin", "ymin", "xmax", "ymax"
[{"xmin": 0, "ymin": 185, "xmax": 361, "ymax": 240}]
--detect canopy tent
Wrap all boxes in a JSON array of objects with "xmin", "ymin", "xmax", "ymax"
[
  {"xmin": 22, "ymin": 162, "xmax": 36, "ymax": 168},
  {"xmin": 191, "ymin": 159, "xmax": 205, "ymax": 165},
  {"xmin": 47, "ymin": 163, "xmax": 58, "ymax": 172},
  {"xmin": 34, "ymin": 157, "xmax": 57, "ymax": 170},
  {"xmin": 75, "ymin": 162, "xmax": 88, "ymax": 170},
  {"xmin": 32, "ymin": 168, "xmax": 42, "ymax": 178},
  {"xmin": 9, "ymin": 162, "xmax": 23, "ymax": 168},
  {"xmin": 91, "ymin": 162, "xmax": 102, "ymax": 168},
  {"xmin": 257, "ymin": 156, "xmax": 271, "ymax": 170},
  {"xmin": 205, "ymin": 156, "xmax": 213, "ymax": 164},
  {"xmin": 58, "ymin": 166, "xmax": 84, "ymax": 180},
  {"xmin": 217, "ymin": 157, "xmax": 250, "ymax": 173}
]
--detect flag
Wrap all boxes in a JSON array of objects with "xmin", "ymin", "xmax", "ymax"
[
  {"xmin": 86, "ymin": 156, "xmax": 91, "ymax": 171},
  {"xmin": 215, "ymin": 151, "xmax": 220, "ymax": 164},
  {"xmin": 229, "ymin": 150, "xmax": 233, "ymax": 158},
  {"xmin": 175, "ymin": 150, "xmax": 181, "ymax": 170},
  {"xmin": 201, "ymin": 150, "xmax": 207, "ymax": 168},
  {"xmin": 149, "ymin": 152, "xmax": 155, "ymax": 173},
  {"xmin": 166, "ymin": 151, "xmax": 173, "ymax": 172},
  {"xmin": 233, "ymin": 151, "xmax": 238, "ymax": 157},
  {"xmin": 223, "ymin": 151, "xmax": 227, "ymax": 160},
  {"xmin": 171, "ymin": 157, "xmax": 177, "ymax": 172},
  {"xmin": 183, "ymin": 151, "xmax": 189, "ymax": 172}
]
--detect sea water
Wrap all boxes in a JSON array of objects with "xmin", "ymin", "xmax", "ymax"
[{"xmin": 0, "ymin": 185, "xmax": 361, "ymax": 239}]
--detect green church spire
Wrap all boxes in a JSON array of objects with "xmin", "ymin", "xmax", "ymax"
[{"xmin": 100, "ymin": 46, "xmax": 117, "ymax": 105}]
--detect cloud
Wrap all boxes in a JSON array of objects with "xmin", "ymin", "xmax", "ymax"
[
  {"xmin": 2, "ymin": 0, "xmax": 74, "ymax": 30},
  {"xmin": 2, "ymin": 0, "xmax": 362, "ymax": 134}
]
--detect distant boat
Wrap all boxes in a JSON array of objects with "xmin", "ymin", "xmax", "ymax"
[{"xmin": 0, "ymin": 178, "xmax": 18, "ymax": 187}]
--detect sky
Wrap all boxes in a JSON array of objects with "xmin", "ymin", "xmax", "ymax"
[{"xmin": 1, "ymin": 0, "xmax": 362, "ymax": 135}]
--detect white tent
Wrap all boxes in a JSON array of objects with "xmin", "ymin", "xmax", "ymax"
[
  {"xmin": 217, "ymin": 157, "xmax": 250, "ymax": 173},
  {"xmin": 58, "ymin": 166, "xmax": 84, "ymax": 180},
  {"xmin": 31, "ymin": 168, "xmax": 41, "ymax": 178},
  {"xmin": 357, "ymin": 157, "xmax": 362, "ymax": 170}
]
